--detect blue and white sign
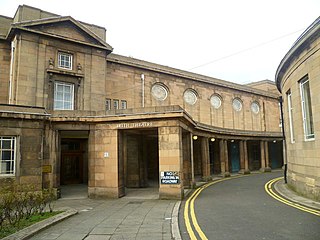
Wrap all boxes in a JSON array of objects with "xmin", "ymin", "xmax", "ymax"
[{"xmin": 160, "ymin": 171, "xmax": 180, "ymax": 184}]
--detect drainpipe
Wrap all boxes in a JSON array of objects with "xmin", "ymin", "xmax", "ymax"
[
  {"xmin": 279, "ymin": 96, "xmax": 287, "ymax": 183},
  {"xmin": 190, "ymin": 133, "xmax": 195, "ymax": 188},
  {"xmin": 9, "ymin": 40, "xmax": 16, "ymax": 104},
  {"xmin": 141, "ymin": 74, "xmax": 145, "ymax": 108}
]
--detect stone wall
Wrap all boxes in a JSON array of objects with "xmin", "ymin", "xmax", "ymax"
[
  {"xmin": 106, "ymin": 60, "xmax": 281, "ymax": 133},
  {"xmin": 0, "ymin": 114, "xmax": 45, "ymax": 190},
  {"xmin": 277, "ymin": 21, "xmax": 320, "ymax": 201}
]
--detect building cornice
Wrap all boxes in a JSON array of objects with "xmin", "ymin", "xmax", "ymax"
[
  {"xmin": 7, "ymin": 26, "xmax": 112, "ymax": 52},
  {"xmin": 275, "ymin": 17, "xmax": 320, "ymax": 92},
  {"xmin": 107, "ymin": 54, "xmax": 279, "ymax": 100}
]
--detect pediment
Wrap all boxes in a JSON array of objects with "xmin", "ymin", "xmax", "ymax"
[{"xmin": 12, "ymin": 16, "xmax": 112, "ymax": 51}]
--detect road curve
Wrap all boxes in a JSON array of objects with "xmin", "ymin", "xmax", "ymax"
[{"xmin": 180, "ymin": 172, "xmax": 320, "ymax": 240}]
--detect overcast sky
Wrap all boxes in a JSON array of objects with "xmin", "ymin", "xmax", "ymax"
[{"xmin": 1, "ymin": 0, "xmax": 319, "ymax": 84}]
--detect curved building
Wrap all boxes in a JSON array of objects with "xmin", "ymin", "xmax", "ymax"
[
  {"xmin": 276, "ymin": 17, "xmax": 320, "ymax": 200},
  {"xmin": 0, "ymin": 5, "xmax": 283, "ymax": 199}
]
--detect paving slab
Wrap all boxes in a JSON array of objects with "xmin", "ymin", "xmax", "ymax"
[{"xmin": 26, "ymin": 198, "xmax": 178, "ymax": 240}]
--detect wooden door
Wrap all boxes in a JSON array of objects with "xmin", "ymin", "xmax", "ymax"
[{"xmin": 61, "ymin": 140, "xmax": 84, "ymax": 185}]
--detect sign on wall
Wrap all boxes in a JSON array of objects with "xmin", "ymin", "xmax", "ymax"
[
  {"xmin": 42, "ymin": 165, "xmax": 52, "ymax": 173},
  {"xmin": 116, "ymin": 122, "xmax": 153, "ymax": 129},
  {"xmin": 160, "ymin": 171, "xmax": 180, "ymax": 184}
]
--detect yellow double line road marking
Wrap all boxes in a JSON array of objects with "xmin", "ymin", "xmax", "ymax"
[
  {"xmin": 185, "ymin": 175, "xmax": 320, "ymax": 240},
  {"xmin": 265, "ymin": 177, "xmax": 320, "ymax": 216},
  {"xmin": 184, "ymin": 176, "xmax": 244, "ymax": 240}
]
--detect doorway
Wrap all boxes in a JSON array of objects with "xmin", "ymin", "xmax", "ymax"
[
  {"xmin": 269, "ymin": 141, "xmax": 283, "ymax": 169},
  {"xmin": 229, "ymin": 141, "xmax": 240, "ymax": 173},
  {"xmin": 60, "ymin": 139, "xmax": 87, "ymax": 185},
  {"xmin": 120, "ymin": 129, "xmax": 159, "ymax": 198}
]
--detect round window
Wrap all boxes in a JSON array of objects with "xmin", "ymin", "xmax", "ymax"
[
  {"xmin": 184, "ymin": 89, "xmax": 198, "ymax": 105},
  {"xmin": 151, "ymin": 84, "xmax": 168, "ymax": 101},
  {"xmin": 251, "ymin": 101, "xmax": 260, "ymax": 114},
  {"xmin": 210, "ymin": 95, "xmax": 222, "ymax": 109},
  {"xmin": 232, "ymin": 98, "xmax": 242, "ymax": 111}
]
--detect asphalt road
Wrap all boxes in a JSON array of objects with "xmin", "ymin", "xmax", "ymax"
[{"xmin": 179, "ymin": 172, "xmax": 320, "ymax": 240}]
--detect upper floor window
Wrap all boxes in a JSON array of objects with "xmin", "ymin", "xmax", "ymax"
[
  {"xmin": 251, "ymin": 101, "xmax": 260, "ymax": 114},
  {"xmin": 299, "ymin": 76, "xmax": 314, "ymax": 140},
  {"xmin": 286, "ymin": 90, "xmax": 295, "ymax": 143},
  {"xmin": 58, "ymin": 52, "xmax": 72, "ymax": 70},
  {"xmin": 106, "ymin": 98, "xmax": 111, "ymax": 111},
  {"xmin": 210, "ymin": 94, "xmax": 222, "ymax": 109},
  {"xmin": 54, "ymin": 82, "xmax": 74, "ymax": 110},
  {"xmin": 0, "ymin": 136, "xmax": 16, "ymax": 176},
  {"xmin": 232, "ymin": 98, "xmax": 243, "ymax": 111},
  {"xmin": 151, "ymin": 83, "xmax": 168, "ymax": 101},
  {"xmin": 184, "ymin": 89, "xmax": 198, "ymax": 105},
  {"xmin": 121, "ymin": 100, "xmax": 127, "ymax": 109},
  {"xmin": 113, "ymin": 99, "xmax": 119, "ymax": 110}
]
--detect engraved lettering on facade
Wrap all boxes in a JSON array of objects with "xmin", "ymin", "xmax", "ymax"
[{"xmin": 116, "ymin": 122, "xmax": 152, "ymax": 129}]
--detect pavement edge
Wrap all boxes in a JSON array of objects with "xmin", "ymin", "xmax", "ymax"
[
  {"xmin": 274, "ymin": 180, "xmax": 320, "ymax": 210},
  {"xmin": 171, "ymin": 201, "xmax": 182, "ymax": 240},
  {"xmin": 3, "ymin": 208, "xmax": 78, "ymax": 240}
]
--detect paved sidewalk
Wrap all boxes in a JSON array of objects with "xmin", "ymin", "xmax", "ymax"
[
  {"xmin": 275, "ymin": 179, "xmax": 320, "ymax": 210},
  {"xmin": 29, "ymin": 198, "xmax": 178, "ymax": 240},
  {"xmin": 7, "ymin": 174, "xmax": 320, "ymax": 240}
]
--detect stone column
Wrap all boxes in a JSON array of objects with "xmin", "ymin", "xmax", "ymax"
[
  {"xmin": 88, "ymin": 127, "xmax": 120, "ymax": 198},
  {"xmin": 244, "ymin": 140, "xmax": 250, "ymax": 174},
  {"xmin": 223, "ymin": 140, "xmax": 230, "ymax": 177},
  {"xmin": 260, "ymin": 140, "xmax": 266, "ymax": 172},
  {"xmin": 158, "ymin": 126, "xmax": 184, "ymax": 199},
  {"xmin": 239, "ymin": 140, "xmax": 250, "ymax": 174},
  {"xmin": 265, "ymin": 141, "xmax": 271, "ymax": 172},
  {"xmin": 219, "ymin": 139, "xmax": 225, "ymax": 174},
  {"xmin": 239, "ymin": 140, "xmax": 245, "ymax": 173},
  {"xmin": 201, "ymin": 137, "xmax": 210, "ymax": 181}
]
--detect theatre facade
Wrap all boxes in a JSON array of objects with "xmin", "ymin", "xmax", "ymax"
[{"xmin": 0, "ymin": 5, "xmax": 283, "ymax": 199}]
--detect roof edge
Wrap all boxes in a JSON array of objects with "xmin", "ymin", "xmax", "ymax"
[
  {"xmin": 108, "ymin": 53, "xmax": 279, "ymax": 99},
  {"xmin": 275, "ymin": 16, "xmax": 320, "ymax": 92}
]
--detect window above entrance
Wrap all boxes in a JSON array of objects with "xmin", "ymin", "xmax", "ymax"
[
  {"xmin": 58, "ymin": 52, "xmax": 73, "ymax": 70},
  {"xmin": 54, "ymin": 82, "xmax": 74, "ymax": 110},
  {"xmin": 151, "ymin": 83, "xmax": 168, "ymax": 101}
]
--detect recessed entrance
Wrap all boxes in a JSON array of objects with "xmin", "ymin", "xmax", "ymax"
[
  {"xmin": 269, "ymin": 141, "xmax": 283, "ymax": 169},
  {"xmin": 119, "ymin": 129, "xmax": 159, "ymax": 198},
  {"xmin": 59, "ymin": 131, "xmax": 88, "ymax": 198}
]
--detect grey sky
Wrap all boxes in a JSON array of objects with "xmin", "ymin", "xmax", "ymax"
[{"xmin": 1, "ymin": 0, "xmax": 319, "ymax": 84}]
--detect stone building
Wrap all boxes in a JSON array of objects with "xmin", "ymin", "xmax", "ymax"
[
  {"xmin": 0, "ymin": 5, "xmax": 283, "ymax": 199},
  {"xmin": 276, "ymin": 17, "xmax": 320, "ymax": 201}
]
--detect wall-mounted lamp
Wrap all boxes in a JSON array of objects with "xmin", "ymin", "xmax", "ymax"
[
  {"xmin": 193, "ymin": 135, "xmax": 198, "ymax": 140},
  {"xmin": 231, "ymin": 139, "xmax": 235, "ymax": 143},
  {"xmin": 273, "ymin": 140, "xmax": 277, "ymax": 143},
  {"xmin": 210, "ymin": 137, "xmax": 215, "ymax": 142}
]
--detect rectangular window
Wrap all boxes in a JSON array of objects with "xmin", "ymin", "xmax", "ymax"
[
  {"xmin": 299, "ymin": 76, "xmax": 314, "ymax": 140},
  {"xmin": 113, "ymin": 99, "xmax": 119, "ymax": 110},
  {"xmin": 0, "ymin": 136, "xmax": 16, "ymax": 176},
  {"xmin": 106, "ymin": 98, "xmax": 111, "ymax": 111},
  {"xmin": 286, "ymin": 90, "xmax": 295, "ymax": 143},
  {"xmin": 54, "ymin": 82, "xmax": 74, "ymax": 110},
  {"xmin": 121, "ymin": 100, "xmax": 127, "ymax": 109},
  {"xmin": 58, "ymin": 52, "xmax": 72, "ymax": 70}
]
